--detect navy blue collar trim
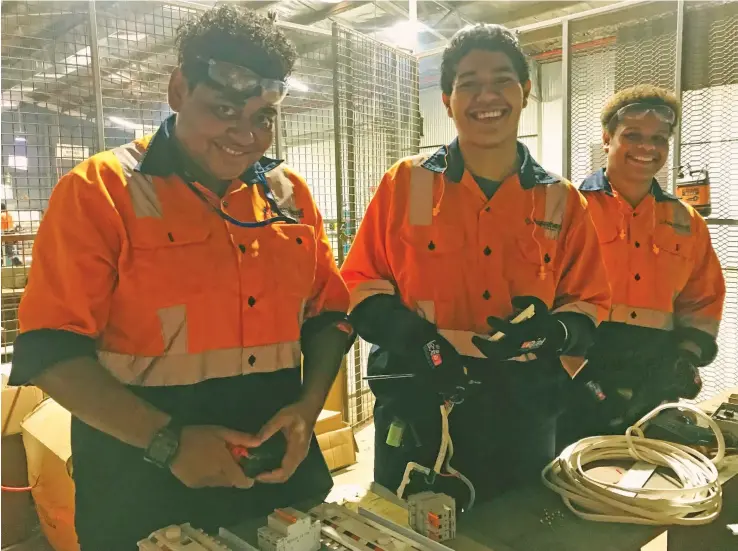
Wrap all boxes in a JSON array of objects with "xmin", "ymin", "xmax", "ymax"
[
  {"xmin": 420, "ymin": 138, "xmax": 559, "ymax": 189},
  {"xmin": 136, "ymin": 115, "xmax": 283, "ymax": 185},
  {"xmin": 580, "ymin": 168, "xmax": 678, "ymax": 202}
]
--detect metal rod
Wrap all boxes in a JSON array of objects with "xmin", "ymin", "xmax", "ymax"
[
  {"xmin": 277, "ymin": 19, "xmax": 333, "ymax": 37},
  {"xmin": 395, "ymin": 53, "xmax": 403, "ymax": 159},
  {"xmin": 671, "ymin": 0, "xmax": 686, "ymax": 193},
  {"xmin": 416, "ymin": 0, "xmax": 654, "ymax": 58},
  {"xmin": 561, "ymin": 19, "xmax": 571, "ymax": 180},
  {"xmin": 331, "ymin": 23, "xmax": 349, "ymax": 424},
  {"xmin": 536, "ymin": 61, "xmax": 543, "ymax": 161},
  {"xmin": 88, "ymin": 0, "xmax": 105, "ymax": 153}
]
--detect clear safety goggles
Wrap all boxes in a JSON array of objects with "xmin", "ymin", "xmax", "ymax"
[
  {"xmin": 200, "ymin": 58, "xmax": 288, "ymax": 105},
  {"xmin": 613, "ymin": 102, "xmax": 676, "ymax": 125}
]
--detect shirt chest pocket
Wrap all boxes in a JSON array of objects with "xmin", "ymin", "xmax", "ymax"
[
  {"xmin": 258, "ymin": 223, "xmax": 317, "ymax": 300},
  {"xmin": 653, "ymin": 229, "xmax": 694, "ymax": 299},
  {"xmin": 509, "ymin": 233, "xmax": 558, "ymax": 305},
  {"xmin": 397, "ymin": 225, "xmax": 466, "ymax": 302},
  {"xmin": 125, "ymin": 221, "xmax": 214, "ymax": 302}
]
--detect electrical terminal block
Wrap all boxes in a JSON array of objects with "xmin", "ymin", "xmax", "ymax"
[
  {"xmin": 407, "ymin": 493, "xmax": 456, "ymax": 542},
  {"xmin": 257, "ymin": 508, "xmax": 321, "ymax": 551}
]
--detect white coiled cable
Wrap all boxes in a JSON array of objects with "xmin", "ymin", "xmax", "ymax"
[{"xmin": 542, "ymin": 403, "xmax": 725, "ymax": 525}]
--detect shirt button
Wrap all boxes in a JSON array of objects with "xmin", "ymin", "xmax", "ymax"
[
  {"xmin": 248, "ymin": 296, "xmax": 256, "ymax": 307},
  {"xmin": 633, "ymin": 212, "xmax": 638, "ymax": 217},
  {"xmin": 485, "ymin": 207, "xmax": 491, "ymax": 213},
  {"xmin": 482, "ymin": 290, "xmax": 491, "ymax": 300},
  {"xmin": 222, "ymin": 200, "xmax": 229, "ymax": 208},
  {"xmin": 296, "ymin": 237, "xmax": 303, "ymax": 245},
  {"xmin": 248, "ymin": 355, "xmax": 256, "ymax": 366},
  {"xmin": 635, "ymin": 241, "xmax": 640, "ymax": 248},
  {"xmin": 634, "ymin": 274, "xmax": 641, "ymax": 281},
  {"xmin": 428, "ymin": 241, "xmax": 436, "ymax": 251},
  {"xmin": 630, "ymin": 311, "xmax": 638, "ymax": 319},
  {"xmin": 238, "ymin": 244, "xmax": 246, "ymax": 253},
  {"xmin": 483, "ymin": 246, "xmax": 491, "ymax": 256}
]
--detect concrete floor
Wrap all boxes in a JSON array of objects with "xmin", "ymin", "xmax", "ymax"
[{"xmin": 2, "ymin": 423, "xmax": 376, "ymax": 551}]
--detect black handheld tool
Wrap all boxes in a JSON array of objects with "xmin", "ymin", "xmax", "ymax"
[{"xmin": 227, "ymin": 431, "xmax": 287, "ymax": 478}]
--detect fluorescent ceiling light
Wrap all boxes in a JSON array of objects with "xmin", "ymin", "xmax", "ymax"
[
  {"xmin": 382, "ymin": 20, "xmax": 424, "ymax": 51},
  {"xmin": 14, "ymin": 137, "xmax": 26, "ymax": 143},
  {"xmin": 287, "ymin": 77, "xmax": 309, "ymax": 93}
]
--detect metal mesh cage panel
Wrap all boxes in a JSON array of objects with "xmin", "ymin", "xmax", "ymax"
[
  {"xmin": 2, "ymin": 0, "xmax": 99, "ymax": 360},
  {"xmin": 680, "ymin": 1, "xmax": 738, "ymax": 398},
  {"xmin": 0, "ymin": 2, "xmax": 421, "ymax": 426},
  {"xmin": 569, "ymin": 9, "xmax": 677, "ymax": 187},
  {"xmin": 334, "ymin": 25, "xmax": 421, "ymax": 426}
]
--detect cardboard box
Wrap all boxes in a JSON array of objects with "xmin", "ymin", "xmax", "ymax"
[
  {"xmin": 21, "ymin": 399, "xmax": 79, "ymax": 551},
  {"xmin": 315, "ymin": 409, "xmax": 343, "ymax": 435},
  {"xmin": 2, "ymin": 433, "xmax": 40, "ymax": 546},
  {"xmin": 1, "ymin": 381, "xmax": 45, "ymax": 546},
  {"xmin": 317, "ymin": 424, "xmax": 358, "ymax": 472}
]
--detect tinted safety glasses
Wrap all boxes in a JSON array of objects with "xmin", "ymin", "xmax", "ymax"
[
  {"xmin": 613, "ymin": 102, "xmax": 676, "ymax": 125},
  {"xmin": 200, "ymin": 58, "xmax": 288, "ymax": 105}
]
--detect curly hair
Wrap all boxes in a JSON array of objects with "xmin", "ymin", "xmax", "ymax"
[
  {"xmin": 601, "ymin": 85, "xmax": 681, "ymax": 134},
  {"xmin": 441, "ymin": 24, "xmax": 529, "ymax": 95},
  {"xmin": 176, "ymin": 5, "xmax": 297, "ymax": 84}
]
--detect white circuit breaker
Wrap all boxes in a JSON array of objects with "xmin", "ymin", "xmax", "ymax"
[
  {"xmin": 138, "ymin": 523, "xmax": 233, "ymax": 551},
  {"xmin": 407, "ymin": 492, "xmax": 456, "ymax": 542},
  {"xmin": 257, "ymin": 508, "xmax": 321, "ymax": 551}
]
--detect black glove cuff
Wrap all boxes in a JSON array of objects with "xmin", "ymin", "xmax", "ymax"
[{"xmin": 673, "ymin": 327, "xmax": 718, "ymax": 366}]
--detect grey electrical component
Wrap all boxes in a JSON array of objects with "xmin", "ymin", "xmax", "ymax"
[
  {"xmin": 407, "ymin": 493, "xmax": 456, "ymax": 542},
  {"xmin": 711, "ymin": 402, "xmax": 738, "ymax": 440},
  {"xmin": 257, "ymin": 508, "xmax": 321, "ymax": 551}
]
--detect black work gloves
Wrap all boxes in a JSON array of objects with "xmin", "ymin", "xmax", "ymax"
[
  {"xmin": 472, "ymin": 296, "xmax": 569, "ymax": 362},
  {"xmin": 411, "ymin": 332, "xmax": 469, "ymax": 403},
  {"xmin": 660, "ymin": 348, "xmax": 703, "ymax": 401}
]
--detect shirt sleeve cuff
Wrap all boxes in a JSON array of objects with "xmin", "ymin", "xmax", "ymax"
[{"xmin": 9, "ymin": 329, "xmax": 98, "ymax": 386}]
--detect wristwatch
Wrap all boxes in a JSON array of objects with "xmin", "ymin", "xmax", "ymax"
[{"xmin": 144, "ymin": 419, "xmax": 183, "ymax": 469}]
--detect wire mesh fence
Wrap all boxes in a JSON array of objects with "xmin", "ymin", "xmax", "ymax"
[
  {"xmin": 514, "ymin": 0, "xmax": 738, "ymax": 401},
  {"xmin": 334, "ymin": 25, "xmax": 421, "ymax": 426},
  {"xmin": 0, "ymin": 1, "xmax": 421, "ymax": 426}
]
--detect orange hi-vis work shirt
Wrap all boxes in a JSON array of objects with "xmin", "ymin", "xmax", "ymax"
[
  {"xmin": 340, "ymin": 140, "xmax": 611, "ymax": 364},
  {"xmin": 1, "ymin": 210, "xmax": 13, "ymax": 231},
  {"xmin": 580, "ymin": 169, "xmax": 725, "ymax": 344},
  {"xmin": 15, "ymin": 117, "xmax": 349, "ymax": 387}
]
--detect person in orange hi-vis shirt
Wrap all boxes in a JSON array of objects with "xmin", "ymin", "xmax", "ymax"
[
  {"xmin": 1, "ymin": 202, "xmax": 13, "ymax": 231},
  {"xmin": 9, "ymin": 6, "xmax": 352, "ymax": 550},
  {"xmin": 340, "ymin": 24, "xmax": 612, "ymax": 505},
  {"xmin": 557, "ymin": 86, "xmax": 726, "ymax": 449}
]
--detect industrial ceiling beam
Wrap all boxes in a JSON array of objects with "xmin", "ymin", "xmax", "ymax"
[{"xmin": 290, "ymin": 1, "xmax": 372, "ymax": 26}]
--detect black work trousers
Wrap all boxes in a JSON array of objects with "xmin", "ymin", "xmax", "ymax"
[{"xmin": 71, "ymin": 369, "xmax": 333, "ymax": 550}]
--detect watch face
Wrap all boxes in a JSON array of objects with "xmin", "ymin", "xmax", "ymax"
[{"xmin": 147, "ymin": 429, "xmax": 179, "ymax": 466}]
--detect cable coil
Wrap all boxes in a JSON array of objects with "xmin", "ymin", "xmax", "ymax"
[{"xmin": 542, "ymin": 403, "xmax": 725, "ymax": 526}]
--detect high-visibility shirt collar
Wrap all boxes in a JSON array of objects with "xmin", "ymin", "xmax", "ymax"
[
  {"xmin": 580, "ymin": 168, "xmax": 679, "ymax": 203},
  {"xmin": 135, "ymin": 114, "xmax": 283, "ymax": 185},
  {"xmin": 420, "ymin": 138, "xmax": 560, "ymax": 189}
]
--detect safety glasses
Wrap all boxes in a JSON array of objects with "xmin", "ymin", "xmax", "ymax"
[
  {"xmin": 614, "ymin": 102, "xmax": 676, "ymax": 125},
  {"xmin": 200, "ymin": 58, "xmax": 289, "ymax": 105}
]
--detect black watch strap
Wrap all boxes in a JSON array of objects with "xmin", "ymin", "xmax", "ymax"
[{"xmin": 144, "ymin": 419, "xmax": 184, "ymax": 469}]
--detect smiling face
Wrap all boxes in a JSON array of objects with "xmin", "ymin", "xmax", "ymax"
[
  {"xmin": 604, "ymin": 113, "xmax": 671, "ymax": 183},
  {"xmin": 443, "ymin": 49, "xmax": 530, "ymax": 149},
  {"xmin": 168, "ymin": 68, "xmax": 277, "ymax": 180}
]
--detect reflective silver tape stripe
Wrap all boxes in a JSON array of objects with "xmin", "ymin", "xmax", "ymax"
[
  {"xmin": 98, "ymin": 341, "xmax": 301, "ymax": 386},
  {"xmin": 157, "ymin": 305, "xmax": 188, "ymax": 355},
  {"xmin": 264, "ymin": 165, "xmax": 298, "ymax": 214},
  {"xmin": 408, "ymin": 166, "xmax": 435, "ymax": 226},
  {"xmin": 349, "ymin": 279, "xmax": 396, "ymax": 311},
  {"xmin": 609, "ymin": 304, "xmax": 674, "ymax": 330},
  {"xmin": 112, "ymin": 142, "xmax": 162, "ymax": 219},
  {"xmin": 553, "ymin": 301, "xmax": 599, "ymax": 325},
  {"xmin": 670, "ymin": 201, "xmax": 692, "ymax": 236},
  {"xmin": 676, "ymin": 314, "xmax": 720, "ymax": 337},
  {"xmin": 541, "ymin": 183, "xmax": 568, "ymax": 240}
]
